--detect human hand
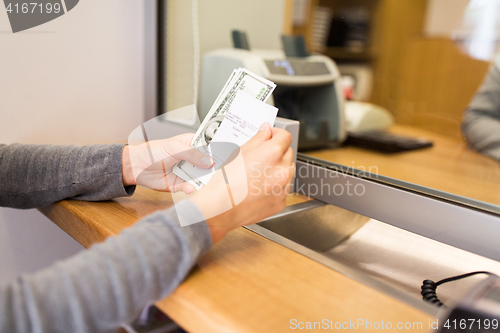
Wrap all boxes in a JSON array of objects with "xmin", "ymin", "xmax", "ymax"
[
  {"xmin": 190, "ymin": 123, "xmax": 295, "ymax": 243},
  {"xmin": 122, "ymin": 134, "xmax": 213, "ymax": 194}
]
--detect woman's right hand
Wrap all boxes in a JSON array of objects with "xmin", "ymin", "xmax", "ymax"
[{"xmin": 190, "ymin": 123, "xmax": 295, "ymax": 243}]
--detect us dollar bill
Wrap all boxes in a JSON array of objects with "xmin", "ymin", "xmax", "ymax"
[{"xmin": 173, "ymin": 68, "xmax": 276, "ymax": 188}]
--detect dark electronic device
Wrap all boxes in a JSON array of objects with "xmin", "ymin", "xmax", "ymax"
[
  {"xmin": 231, "ymin": 30, "xmax": 251, "ymax": 50},
  {"xmin": 427, "ymin": 273, "xmax": 500, "ymax": 332},
  {"xmin": 345, "ymin": 131, "xmax": 433, "ymax": 153},
  {"xmin": 199, "ymin": 36, "xmax": 347, "ymax": 151}
]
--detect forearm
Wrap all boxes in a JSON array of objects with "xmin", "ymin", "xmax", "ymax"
[
  {"xmin": 0, "ymin": 200, "xmax": 212, "ymax": 333},
  {"xmin": 0, "ymin": 143, "xmax": 134, "ymax": 209}
]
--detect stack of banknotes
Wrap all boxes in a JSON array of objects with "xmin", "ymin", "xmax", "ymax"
[{"xmin": 173, "ymin": 68, "xmax": 277, "ymax": 189}]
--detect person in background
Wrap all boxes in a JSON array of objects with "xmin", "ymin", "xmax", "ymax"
[
  {"xmin": 0, "ymin": 123, "xmax": 295, "ymax": 333},
  {"xmin": 462, "ymin": 56, "xmax": 500, "ymax": 161}
]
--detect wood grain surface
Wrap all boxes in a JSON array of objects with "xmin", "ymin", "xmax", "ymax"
[
  {"xmin": 40, "ymin": 187, "xmax": 433, "ymax": 333},
  {"xmin": 307, "ymin": 124, "xmax": 500, "ymax": 207},
  {"xmin": 394, "ymin": 38, "xmax": 489, "ymax": 138}
]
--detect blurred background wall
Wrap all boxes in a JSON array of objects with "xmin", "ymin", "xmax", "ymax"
[{"xmin": 165, "ymin": 0, "xmax": 286, "ymax": 112}]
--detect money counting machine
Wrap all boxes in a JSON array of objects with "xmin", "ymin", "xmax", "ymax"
[{"xmin": 198, "ymin": 48, "xmax": 346, "ymax": 150}]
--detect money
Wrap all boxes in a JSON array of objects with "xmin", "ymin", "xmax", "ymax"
[
  {"xmin": 173, "ymin": 68, "xmax": 276, "ymax": 189},
  {"xmin": 183, "ymin": 90, "xmax": 278, "ymax": 188}
]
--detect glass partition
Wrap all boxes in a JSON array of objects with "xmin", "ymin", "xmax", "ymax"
[{"xmin": 158, "ymin": 0, "xmax": 500, "ymax": 213}]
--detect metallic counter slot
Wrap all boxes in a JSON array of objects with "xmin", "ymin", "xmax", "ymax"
[
  {"xmin": 257, "ymin": 200, "xmax": 370, "ymax": 252},
  {"xmin": 243, "ymin": 154, "xmax": 500, "ymax": 317},
  {"xmin": 245, "ymin": 200, "xmax": 439, "ymax": 316}
]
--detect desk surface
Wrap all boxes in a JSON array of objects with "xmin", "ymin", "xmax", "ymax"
[
  {"xmin": 40, "ymin": 187, "xmax": 433, "ymax": 333},
  {"xmin": 307, "ymin": 125, "xmax": 500, "ymax": 208}
]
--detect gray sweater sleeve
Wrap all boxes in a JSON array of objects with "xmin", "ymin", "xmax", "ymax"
[
  {"xmin": 462, "ymin": 63, "xmax": 500, "ymax": 160},
  {"xmin": 0, "ymin": 143, "xmax": 135, "ymax": 209},
  {"xmin": 0, "ymin": 200, "xmax": 212, "ymax": 333},
  {"xmin": 0, "ymin": 143, "xmax": 213, "ymax": 332}
]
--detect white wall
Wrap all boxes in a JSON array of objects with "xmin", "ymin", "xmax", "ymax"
[
  {"xmin": 424, "ymin": 0, "xmax": 500, "ymax": 61},
  {"xmin": 0, "ymin": 0, "xmax": 148, "ymax": 281},
  {"xmin": 0, "ymin": 0, "xmax": 146, "ymax": 145},
  {"xmin": 166, "ymin": 0, "xmax": 286, "ymax": 111},
  {"xmin": 424, "ymin": 0, "xmax": 470, "ymax": 37}
]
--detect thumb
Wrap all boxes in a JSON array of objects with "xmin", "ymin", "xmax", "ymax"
[
  {"xmin": 153, "ymin": 139, "xmax": 213, "ymax": 169},
  {"xmin": 172, "ymin": 143, "xmax": 213, "ymax": 169},
  {"xmin": 248, "ymin": 123, "xmax": 272, "ymax": 145}
]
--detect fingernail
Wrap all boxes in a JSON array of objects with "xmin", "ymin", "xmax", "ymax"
[
  {"xmin": 259, "ymin": 123, "xmax": 269, "ymax": 131},
  {"xmin": 200, "ymin": 156, "xmax": 212, "ymax": 167}
]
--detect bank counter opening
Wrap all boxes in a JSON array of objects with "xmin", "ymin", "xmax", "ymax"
[{"xmin": 2, "ymin": 1, "xmax": 500, "ymax": 333}]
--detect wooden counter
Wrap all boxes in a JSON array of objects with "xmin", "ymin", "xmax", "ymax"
[
  {"xmin": 39, "ymin": 187, "xmax": 433, "ymax": 333},
  {"xmin": 307, "ymin": 125, "xmax": 500, "ymax": 207}
]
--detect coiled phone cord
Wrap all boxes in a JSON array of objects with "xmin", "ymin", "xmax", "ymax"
[{"xmin": 421, "ymin": 271, "xmax": 497, "ymax": 307}]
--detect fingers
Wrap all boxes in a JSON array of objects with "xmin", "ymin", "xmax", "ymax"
[
  {"xmin": 164, "ymin": 140, "xmax": 213, "ymax": 169},
  {"xmin": 181, "ymin": 135, "xmax": 195, "ymax": 148},
  {"xmin": 280, "ymin": 148, "xmax": 295, "ymax": 188},
  {"xmin": 268, "ymin": 128, "xmax": 293, "ymax": 155},
  {"xmin": 178, "ymin": 133, "xmax": 195, "ymax": 147},
  {"xmin": 181, "ymin": 183, "xmax": 195, "ymax": 194},
  {"xmin": 168, "ymin": 177, "xmax": 195, "ymax": 194},
  {"xmin": 244, "ymin": 123, "xmax": 272, "ymax": 149},
  {"xmin": 147, "ymin": 134, "xmax": 204, "ymax": 166},
  {"xmin": 284, "ymin": 163, "xmax": 296, "ymax": 194},
  {"xmin": 282, "ymin": 146, "xmax": 294, "ymax": 166},
  {"xmin": 179, "ymin": 148, "xmax": 213, "ymax": 168},
  {"xmin": 287, "ymin": 162, "xmax": 296, "ymax": 185},
  {"xmin": 257, "ymin": 122, "xmax": 272, "ymax": 138}
]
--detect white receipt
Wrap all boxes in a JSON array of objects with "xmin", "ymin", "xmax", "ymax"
[{"xmin": 187, "ymin": 90, "xmax": 278, "ymax": 186}]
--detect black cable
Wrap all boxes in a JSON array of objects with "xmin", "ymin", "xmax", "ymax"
[{"xmin": 421, "ymin": 271, "xmax": 497, "ymax": 307}]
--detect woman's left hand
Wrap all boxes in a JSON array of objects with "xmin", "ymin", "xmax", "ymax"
[{"xmin": 121, "ymin": 133, "xmax": 213, "ymax": 194}]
